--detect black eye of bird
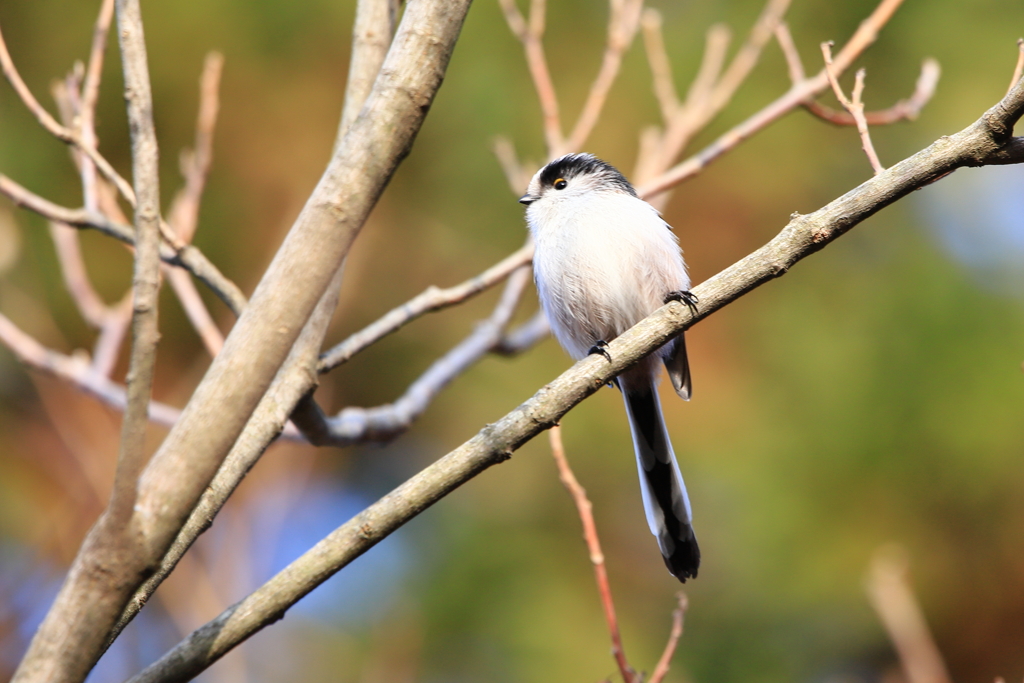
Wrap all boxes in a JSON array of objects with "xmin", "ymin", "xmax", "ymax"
[{"xmin": 553, "ymin": 178, "xmax": 568, "ymax": 190}]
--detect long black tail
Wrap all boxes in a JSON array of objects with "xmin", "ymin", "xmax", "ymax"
[{"xmin": 622, "ymin": 384, "xmax": 700, "ymax": 581}]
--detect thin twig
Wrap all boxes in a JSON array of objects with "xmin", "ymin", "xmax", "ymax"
[
  {"xmin": 1009, "ymin": 38, "xmax": 1024, "ymax": 96},
  {"xmin": 492, "ymin": 136, "xmax": 533, "ymax": 195},
  {"xmin": 640, "ymin": 9, "xmax": 680, "ymax": 122},
  {"xmin": 499, "ymin": 0, "xmax": 563, "ymax": 154},
  {"xmin": 109, "ymin": 0, "xmax": 165, "ymax": 524},
  {"xmin": 639, "ymin": 0, "xmax": 909, "ymax": 197},
  {"xmin": 318, "ymin": 240, "xmax": 534, "ymax": 373},
  {"xmin": 0, "ymin": 18, "xmax": 135, "ymax": 205},
  {"xmin": 649, "ymin": 593, "xmax": 688, "ymax": 683},
  {"xmin": 804, "ymin": 58, "xmax": 940, "ymax": 126},
  {"xmin": 167, "ymin": 52, "xmax": 223, "ymax": 244},
  {"xmin": 493, "ymin": 309, "xmax": 549, "ymax": 356},
  {"xmin": 774, "ymin": 22, "xmax": 805, "ymax": 84},
  {"xmin": 0, "ymin": 175, "xmax": 247, "ymax": 315},
  {"xmin": 866, "ymin": 545, "xmax": 952, "ymax": 683},
  {"xmin": 306, "ymin": 264, "xmax": 533, "ymax": 446},
  {"xmin": 80, "ymin": 0, "xmax": 116, "ymax": 214},
  {"xmin": 0, "ymin": 310, "xmax": 182, "ymax": 427},
  {"xmin": 548, "ymin": 425, "xmax": 636, "ymax": 683},
  {"xmin": 565, "ymin": 0, "xmax": 645, "ymax": 152},
  {"xmin": 821, "ymin": 42, "xmax": 884, "ymax": 174}
]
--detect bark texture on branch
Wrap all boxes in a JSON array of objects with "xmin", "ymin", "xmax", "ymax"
[
  {"xmin": 11, "ymin": 2, "xmax": 474, "ymax": 682},
  {"xmin": 128, "ymin": 71, "xmax": 1024, "ymax": 683}
]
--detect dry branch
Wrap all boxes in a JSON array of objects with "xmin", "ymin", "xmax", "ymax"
[
  {"xmin": 301, "ymin": 264, "xmax": 532, "ymax": 446},
  {"xmin": 319, "ymin": 241, "xmax": 534, "ymax": 372},
  {"xmin": 549, "ymin": 425, "xmax": 636, "ymax": 683},
  {"xmin": 124, "ymin": 69, "xmax": 1024, "ymax": 683},
  {"xmin": 11, "ymin": 1, "xmax": 474, "ymax": 681},
  {"xmin": 638, "ymin": 0, "xmax": 911, "ymax": 197},
  {"xmin": 821, "ymin": 42, "xmax": 885, "ymax": 174},
  {"xmin": 0, "ymin": 175, "xmax": 246, "ymax": 315},
  {"xmin": 866, "ymin": 546, "xmax": 952, "ymax": 683}
]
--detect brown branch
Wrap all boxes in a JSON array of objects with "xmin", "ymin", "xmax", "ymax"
[
  {"xmin": 491, "ymin": 136, "xmax": 533, "ymax": 195},
  {"xmin": 821, "ymin": 42, "xmax": 884, "ymax": 174},
  {"xmin": 80, "ymin": 0, "xmax": 116, "ymax": 213},
  {"xmin": 303, "ymin": 264, "xmax": 532, "ymax": 447},
  {"xmin": 866, "ymin": 545, "xmax": 952, "ymax": 683},
  {"xmin": 804, "ymin": 58, "xmax": 940, "ymax": 126},
  {"xmin": 499, "ymin": 0, "xmax": 563, "ymax": 154},
  {"xmin": 125, "ymin": 78, "xmax": 1024, "ymax": 683},
  {"xmin": 639, "ymin": 0, "xmax": 909, "ymax": 197},
  {"xmin": 1009, "ymin": 38, "xmax": 1024, "ymax": 96},
  {"xmin": 548, "ymin": 425, "xmax": 636, "ymax": 683},
  {"xmin": 565, "ymin": 0, "xmax": 644, "ymax": 153},
  {"xmin": 0, "ymin": 175, "xmax": 247, "ymax": 315},
  {"xmin": 106, "ymin": 0, "xmax": 165, "ymax": 528},
  {"xmin": 649, "ymin": 593, "xmax": 688, "ymax": 683},
  {"xmin": 493, "ymin": 309, "xmax": 549, "ymax": 356},
  {"xmin": 0, "ymin": 310, "xmax": 182, "ymax": 428},
  {"xmin": 0, "ymin": 18, "xmax": 135, "ymax": 206},
  {"xmin": 640, "ymin": 9, "xmax": 680, "ymax": 123},
  {"xmin": 635, "ymin": 0, "xmax": 787, "ymax": 193},
  {"xmin": 318, "ymin": 240, "xmax": 534, "ymax": 373},
  {"xmin": 167, "ymin": 52, "xmax": 223, "ymax": 245}
]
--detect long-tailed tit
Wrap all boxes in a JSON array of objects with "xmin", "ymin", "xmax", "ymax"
[{"xmin": 520, "ymin": 153, "xmax": 699, "ymax": 582}]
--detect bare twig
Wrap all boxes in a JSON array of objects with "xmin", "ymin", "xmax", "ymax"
[
  {"xmin": 0, "ymin": 311, "xmax": 181, "ymax": 427},
  {"xmin": 49, "ymin": 223, "xmax": 110, "ymax": 329},
  {"xmin": 821, "ymin": 42, "xmax": 884, "ymax": 174},
  {"xmin": 548, "ymin": 425, "xmax": 636, "ymax": 683},
  {"xmin": 774, "ymin": 22, "xmax": 805, "ymax": 84},
  {"xmin": 804, "ymin": 58, "xmax": 940, "ymax": 126},
  {"xmin": 493, "ymin": 309, "xmax": 549, "ymax": 356},
  {"xmin": 319, "ymin": 241, "xmax": 534, "ymax": 373},
  {"xmin": 80, "ymin": 0, "xmax": 116, "ymax": 214},
  {"xmin": 162, "ymin": 52, "xmax": 228, "ymax": 357},
  {"xmin": 866, "ymin": 545, "xmax": 952, "ymax": 683},
  {"xmin": 499, "ymin": 0, "xmax": 563, "ymax": 154},
  {"xmin": 0, "ymin": 175, "xmax": 247, "ymax": 315},
  {"xmin": 640, "ymin": 9, "xmax": 680, "ymax": 122},
  {"xmin": 1009, "ymin": 38, "xmax": 1024, "ymax": 96},
  {"xmin": 0, "ymin": 19, "xmax": 135, "ymax": 205},
  {"xmin": 305, "ymin": 264, "xmax": 532, "ymax": 446},
  {"xmin": 565, "ymin": 0, "xmax": 645, "ymax": 152},
  {"xmin": 639, "ymin": 0, "xmax": 910, "ymax": 197},
  {"xmin": 649, "ymin": 593, "xmax": 688, "ymax": 683},
  {"xmin": 492, "ymin": 136, "xmax": 533, "ymax": 195},
  {"xmin": 126, "ymin": 80, "xmax": 1024, "ymax": 683},
  {"xmin": 167, "ymin": 52, "xmax": 223, "ymax": 244}
]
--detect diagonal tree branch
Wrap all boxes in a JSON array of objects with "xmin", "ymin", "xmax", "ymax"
[{"xmin": 125, "ymin": 71, "xmax": 1024, "ymax": 683}]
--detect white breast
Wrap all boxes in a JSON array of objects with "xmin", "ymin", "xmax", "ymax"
[{"xmin": 528, "ymin": 190, "xmax": 689, "ymax": 360}]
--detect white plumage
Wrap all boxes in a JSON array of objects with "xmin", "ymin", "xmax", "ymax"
[{"xmin": 521, "ymin": 153, "xmax": 700, "ymax": 581}]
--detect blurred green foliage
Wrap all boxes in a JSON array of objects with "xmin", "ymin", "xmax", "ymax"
[{"xmin": 1, "ymin": 0, "xmax": 1024, "ymax": 682}]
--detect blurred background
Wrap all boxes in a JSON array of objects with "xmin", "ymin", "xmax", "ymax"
[{"xmin": 1, "ymin": 0, "xmax": 1024, "ymax": 681}]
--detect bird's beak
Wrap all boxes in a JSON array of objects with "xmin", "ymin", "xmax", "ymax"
[{"xmin": 518, "ymin": 193, "xmax": 536, "ymax": 205}]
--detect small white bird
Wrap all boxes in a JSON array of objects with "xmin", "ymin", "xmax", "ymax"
[{"xmin": 520, "ymin": 153, "xmax": 699, "ymax": 581}]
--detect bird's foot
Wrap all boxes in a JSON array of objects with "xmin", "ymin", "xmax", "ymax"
[
  {"xmin": 665, "ymin": 290, "xmax": 699, "ymax": 318},
  {"xmin": 588, "ymin": 340, "xmax": 612, "ymax": 362}
]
